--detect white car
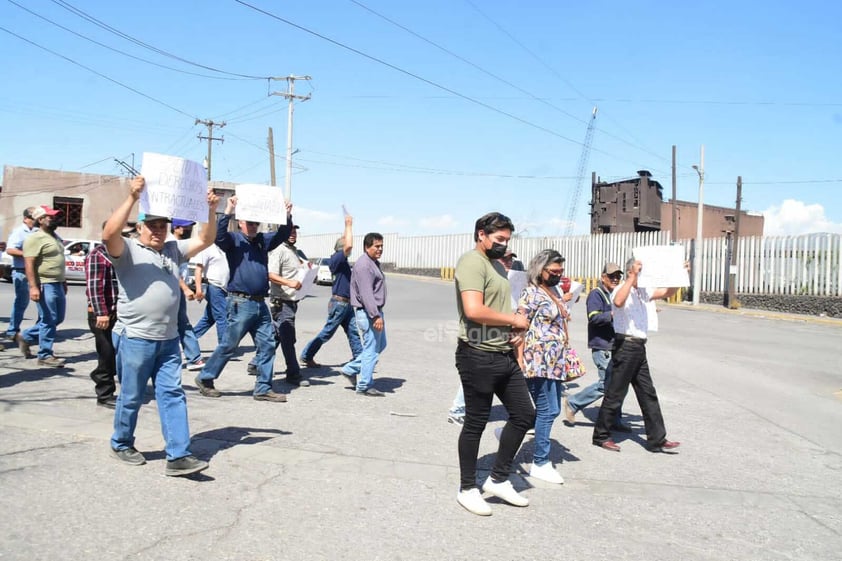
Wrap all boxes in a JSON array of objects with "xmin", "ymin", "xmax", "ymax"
[
  {"xmin": 63, "ymin": 239, "xmax": 103, "ymax": 282},
  {"xmin": 314, "ymin": 257, "xmax": 334, "ymax": 285}
]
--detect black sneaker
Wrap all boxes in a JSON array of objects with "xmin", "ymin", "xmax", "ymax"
[
  {"xmin": 165, "ymin": 455, "xmax": 208, "ymax": 477},
  {"xmin": 194, "ymin": 375, "xmax": 221, "ymax": 398},
  {"xmin": 356, "ymin": 388, "xmax": 385, "ymax": 397},
  {"xmin": 97, "ymin": 396, "xmax": 117, "ymax": 409},
  {"xmin": 285, "ymin": 376, "xmax": 310, "ymax": 387},
  {"xmin": 246, "ymin": 363, "xmax": 257, "ymax": 376},
  {"xmin": 111, "ymin": 447, "xmax": 146, "ymax": 466}
]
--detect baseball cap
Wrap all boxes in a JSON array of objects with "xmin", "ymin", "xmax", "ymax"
[
  {"xmin": 137, "ymin": 212, "xmax": 171, "ymax": 223},
  {"xmin": 503, "ymin": 248, "xmax": 517, "ymax": 258},
  {"xmin": 602, "ymin": 262, "xmax": 622, "ymax": 275},
  {"xmin": 172, "ymin": 218, "xmax": 195, "ymax": 228},
  {"xmin": 31, "ymin": 205, "xmax": 61, "ymax": 220}
]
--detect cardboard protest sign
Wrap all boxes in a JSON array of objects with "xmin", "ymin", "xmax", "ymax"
[
  {"xmin": 139, "ymin": 153, "xmax": 208, "ymax": 223},
  {"xmin": 633, "ymin": 245, "xmax": 689, "ymax": 288},
  {"xmin": 235, "ymin": 184, "xmax": 286, "ymax": 224}
]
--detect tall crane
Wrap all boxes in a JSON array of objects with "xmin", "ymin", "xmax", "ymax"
[{"xmin": 564, "ymin": 106, "xmax": 598, "ymax": 236}]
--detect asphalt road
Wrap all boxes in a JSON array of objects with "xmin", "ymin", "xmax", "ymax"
[{"xmin": 1, "ymin": 275, "xmax": 840, "ymax": 561}]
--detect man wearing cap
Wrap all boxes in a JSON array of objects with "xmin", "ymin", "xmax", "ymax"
[
  {"xmin": 501, "ymin": 249, "xmax": 525, "ymax": 272},
  {"xmin": 19, "ymin": 205, "xmax": 66, "ymax": 367},
  {"xmin": 103, "ymin": 175, "xmax": 219, "ymax": 476},
  {"xmin": 170, "ymin": 219, "xmax": 204, "ymax": 371},
  {"xmin": 266, "ymin": 222, "xmax": 310, "ymax": 387},
  {"xmin": 4, "ymin": 207, "xmax": 38, "ymax": 346},
  {"xmin": 299, "ymin": 213, "xmax": 362, "ymax": 369},
  {"xmin": 195, "ymin": 195, "xmax": 294, "ymax": 402},
  {"xmin": 592, "ymin": 257, "xmax": 682, "ymax": 454},
  {"xmin": 563, "ymin": 262, "xmax": 630, "ymax": 430}
]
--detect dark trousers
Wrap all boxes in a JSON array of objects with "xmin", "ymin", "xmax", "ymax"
[
  {"xmin": 455, "ymin": 341, "xmax": 535, "ymax": 491},
  {"xmin": 87, "ymin": 311, "xmax": 117, "ymax": 401},
  {"xmin": 593, "ymin": 338, "xmax": 667, "ymax": 447},
  {"xmin": 271, "ymin": 299, "xmax": 300, "ymax": 380}
]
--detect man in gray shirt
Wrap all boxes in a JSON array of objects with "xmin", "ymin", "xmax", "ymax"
[
  {"xmin": 103, "ymin": 175, "xmax": 220, "ymax": 477},
  {"xmin": 341, "ymin": 232, "xmax": 387, "ymax": 396}
]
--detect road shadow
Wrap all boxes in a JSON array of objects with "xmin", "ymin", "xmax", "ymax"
[
  {"xmin": 189, "ymin": 426, "xmax": 291, "ymax": 461},
  {"xmin": 0, "ymin": 363, "xmax": 76, "ymax": 388}
]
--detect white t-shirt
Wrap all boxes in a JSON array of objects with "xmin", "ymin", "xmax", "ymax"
[
  {"xmin": 611, "ymin": 284, "xmax": 653, "ymax": 339},
  {"xmin": 191, "ymin": 244, "xmax": 230, "ymax": 289}
]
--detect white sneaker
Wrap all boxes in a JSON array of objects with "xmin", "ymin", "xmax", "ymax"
[
  {"xmin": 481, "ymin": 478, "xmax": 529, "ymax": 507},
  {"xmin": 456, "ymin": 488, "xmax": 492, "ymax": 516},
  {"xmin": 529, "ymin": 462, "xmax": 564, "ymax": 485}
]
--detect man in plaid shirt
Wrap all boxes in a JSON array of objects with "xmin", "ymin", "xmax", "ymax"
[{"xmin": 84, "ymin": 222, "xmax": 133, "ymax": 409}]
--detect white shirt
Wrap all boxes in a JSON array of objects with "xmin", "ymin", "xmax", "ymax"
[
  {"xmin": 610, "ymin": 284, "xmax": 653, "ymax": 339},
  {"xmin": 191, "ymin": 244, "xmax": 230, "ymax": 288}
]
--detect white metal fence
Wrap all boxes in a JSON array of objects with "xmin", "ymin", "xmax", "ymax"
[{"xmin": 298, "ymin": 231, "xmax": 842, "ymax": 297}]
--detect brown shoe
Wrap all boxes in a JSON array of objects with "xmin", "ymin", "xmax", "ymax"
[
  {"xmin": 14, "ymin": 333, "xmax": 33, "ymax": 358},
  {"xmin": 300, "ymin": 358, "xmax": 322, "ymax": 368},
  {"xmin": 253, "ymin": 390, "xmax": 287, "ymax": 402},
  {"xmin": 37, "ymin": 355, "xmax": 66, "ymax": 368},
  {"xmin": 649, "ymin": 440, "xmax": 681, "ymax": 454},
  {"xmin": 594, "ymin": 439, "xmax": 621, "ymax": 452},
  {"xmin": 194, "ymin": 376, "xmax": 221, "ymax": 398},
  {"xmin": 562, "ymin": 396, "xmax": 576, "ymax": 425}
]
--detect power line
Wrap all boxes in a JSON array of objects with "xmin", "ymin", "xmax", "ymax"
[
  {"xmin": 49, "ymin": 0, "xmax": 270, "ymax": 80},
  {"xmin": 0, "ymin": 26, "xmax": 195, "ymax": 119},
  {"xmin": 232, "ymin": 0, "xmax": 663, "ymax": 173},
  {"xmin": 5, "ymin": 0, "xmax": 255, "ymax": 81}
]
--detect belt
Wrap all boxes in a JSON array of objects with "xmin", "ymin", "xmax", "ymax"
[
  {"xmin": 12, "ymin": 268, "xmax": 25, "ymax": 272},
  {"xmin": 230, "ymin": 291, "xmax": 265, "ymax": 302},
  {"xmin": 331, "ymin": 295, "xmax": 350, "ymax": 302},
  {"xmin": 270, "ymin": 297, "xmax": 295, "ymax": 306},
  {"xmin": 616, "ymin": 334, "xmax": 647, "ymax": 344}
]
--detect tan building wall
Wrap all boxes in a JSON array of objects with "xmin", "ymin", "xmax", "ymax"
[
  {"xmin": 1, "ymin": 166, "xmax": 131, "ymax": 241},
  {"xmin": 660, "ymin": 199, "xmax": 764, "ymax": 239}
]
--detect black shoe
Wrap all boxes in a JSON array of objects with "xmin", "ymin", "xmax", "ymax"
[
  {"xmin": 97, "ymin": 396, "xmax": 117, "ymax": 409},
  {"xmin": 246, "ymin": 363, "xmax": 257, "ymax": 376},
  {"xmin": 286, "ymin": 376, "xmax": 310, "ymax": 387},
  {"xmin": 111, "ymin": 447, "xmax": 146, "ymax": 466},
  {"xmin": 356, "ymin": 388, "xmax": 385, "ymax": 397},
  {"xmin": 165, "ymin": 455, "xmax": 208, "ymax": 477}
]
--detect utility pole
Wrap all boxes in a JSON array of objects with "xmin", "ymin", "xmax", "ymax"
[
  {"xmin": 727, "ymin": 176, "xmax": 743, "ymax": 309},
  {"xmin": 691, "ymin": 145, "xmax": 705, "ymax": 305},
  {"xmin": 267, "ymin": 127, "xmax": 277, "ymax": 186},
  {"xmin": 671, "ymin": 145, "xmax": 677, "ymax": 242},
  {"xmin": 270, "ymin": 75, "xmax": 311, "ymax": 201},
  {"xmin": 196, "ymin": 119, "xmax": 226, "ymax": 180}
]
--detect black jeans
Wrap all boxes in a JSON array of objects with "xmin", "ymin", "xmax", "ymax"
[
  {"xmin": 455, "ymin": 341, "xmax": 535, "ymax": 491},
  {"xmin": 271, "ymin": 299, "xmax": 300, "ymax": 380},
  {"xmin": 593, "ymin": 337, "xmax": 667, "ymax": 447},
  {"xmin": 87, "ymin": 311, "xmax": 117, "ymax": 401}
]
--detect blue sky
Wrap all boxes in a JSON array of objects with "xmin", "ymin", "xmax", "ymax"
[{"xmin": 2, "ymin": 0, "xmax": 840, "ymax": 237}]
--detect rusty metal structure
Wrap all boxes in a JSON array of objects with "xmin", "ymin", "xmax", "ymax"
[{"xmin": 590, "ymin": 170, "xmax": 664, "ymax": 234}]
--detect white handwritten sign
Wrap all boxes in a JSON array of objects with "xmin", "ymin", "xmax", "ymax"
[
  {"xmin": 235, "ymin": 184, "xmax": 286, "ymax": 224},
  {"xmin": 139, "ymin": 153, "xmax": 208, "ymax": 223},
  {"xmin": 633, "ymin": 245, "xmax": 689, "ymax": 288},
  {"xmin": 508, "ymin": 270, "xmax": 528, "ymax": 310},
  {"xmin": 293, "ymin": 266, "xmax": 319, "ymax": 301}
]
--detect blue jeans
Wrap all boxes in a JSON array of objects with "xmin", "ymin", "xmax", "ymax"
[
  {"xmin": 567, "ymin": 349, "xmax": 623, "ymax": 422},
  {"xmin": 178, "ymin": 293, "xmax": 202, "ymax": 364},
  {"xmin": 193, "ymin": 284, "xmax": 228, "ymax": 347},
  {"xmin": 341, "ymin": 309, "xmax": 386, "ymax": 392},
  {"xmin": 5, "ymin": 270, "xmax": 31, "ymax": 336},
  {"xmin": 111, "ymin": 335, "xmax": 192, "ymax": 460},
  {"xmin": 527, "ymin": 377, "xmax": 564, "ymax": 465},
  {"xmin": 300, "ymin": 297, "xmax": 362, "ymax": 362},
  {"xmin": 198, "ymin": 295, "xmax": 276, "ymax": 395},
  {"xmin": 22, "ymin": 282, "xmax": 65, "ymax": 359},
  {"xmin": 271, "ymin": 299, "xmax": 299, "ymax": 379}
]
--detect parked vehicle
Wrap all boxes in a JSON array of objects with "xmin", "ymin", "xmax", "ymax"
[
  {"xmin": 313, "ymin": 257, "xmax": 334, "ymax": 285},
  {"xmin": 0, "ymin": 251, "xmax": 11, "ymax": 282},
  {"xmin": 63, "ymin": 239, "xmax": 102, "ymax": 282}
]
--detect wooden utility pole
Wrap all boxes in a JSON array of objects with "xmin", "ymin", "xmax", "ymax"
[
  {"xmin": 268, "ymin": 127, "xmax": 277, "ymax": 186},
  {"xmin": 270, "ymin": 75, "xmax": 311, "ymax": 201},
  {"xmin": 196, "ymin": 118, "xmax": 226, "ymax": 180},
  {"xmin": 671, "ymin": 145, "xmax": 677, "ymax": 242},
  {"xmin": 728, "ymin": 176, "xmax": 743, "ymax": 309}
]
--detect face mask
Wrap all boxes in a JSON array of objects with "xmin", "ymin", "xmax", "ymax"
[
  {"xmin": 485, "ymin": 242, "xmax": 507, "ymax": 260},
  {"xmin": 544, "ymin": 274, "xmax": 561, "ymax": 287}
]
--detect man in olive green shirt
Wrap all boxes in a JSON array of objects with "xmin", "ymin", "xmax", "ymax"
[
  {"xmin": 453, "ymin": 211, "xmax": 535, "ymax": 517},
  {"xmin": 19, "ymin": 205, "xmax": 67, "ymax": 367}
]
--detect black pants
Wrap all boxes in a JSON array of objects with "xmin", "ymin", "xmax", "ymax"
[
  {"xmin": 593, "ymin": 337, "xmax": 666, "ymax": 447},
  {"xmin": 455, "ymin": 341, "xmax": 535, "ymax": 491},
  {"xmin": 87, "ymin": 311, "xmax": 117, "ymax": 401},
  {"xmin": 271, "ymin": 299, "xmax": 300, "ymax": 380}
]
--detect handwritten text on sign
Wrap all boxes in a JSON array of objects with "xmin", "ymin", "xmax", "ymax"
[
  {"xmin": 235, "ymin": 184, "xmax": 286, "ymax": 224},
  {"xmin": 139, "ymin": 153, "xmax": 208, "ymax": 223}
]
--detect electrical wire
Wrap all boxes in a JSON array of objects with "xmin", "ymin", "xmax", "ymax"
[
  {"xmin": 6, "ymin": 0, "xmax": 257, "ymax": 81},
  {"xmin": 50, "ymin": 0, "xmax": 271, "ymax": 80},
  {"xmin": 0, "ymin": 26, "xmax": 195, "ymax": 119}
]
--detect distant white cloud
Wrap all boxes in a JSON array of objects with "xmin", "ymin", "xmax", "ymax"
[
  {"xmin": 763, "ymin": 199, "xmax": 842, "ymax": 235},
  {"xmin": 418, "ymin": 214, "xmax": 459, "ymax": 230},
  {"xmin": 378, "ymin": 215, "xmax": 409, "ymax": 227},
  {"xmin": 515, "ymin": 217, "xmax": 577, "ymax": 237},
  {"xmin": 292, "ymin": 207, "xmax": 339, "ymax": 230}
]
